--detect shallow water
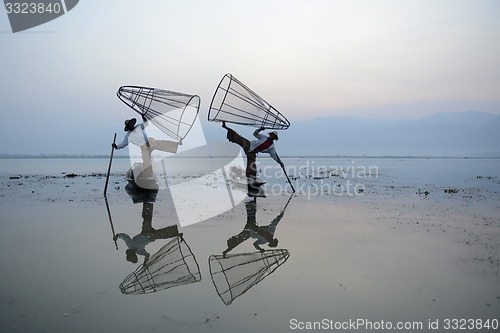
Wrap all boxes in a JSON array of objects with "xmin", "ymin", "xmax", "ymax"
[{"xmin": 0, "ymin": 158, "xmax": 499, "ymax": 332}]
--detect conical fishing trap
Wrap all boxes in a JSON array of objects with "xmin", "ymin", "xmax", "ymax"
[
  {"xmin": 120, "ymin": 236, "xmax": 201, "ymax": 295},
  {"xmin": 208, "ymin": 249, "xmax": 290, "ymax": 305},
  {"xmin": 117, "ymin": 86, "xmax": 200, "ymax": 141},
  {"xmin": 208, "ymin": 74, "xmax": 290, "ymax": 130}
]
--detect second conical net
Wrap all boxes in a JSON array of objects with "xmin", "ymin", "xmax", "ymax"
[
  {"xmin": 208, "ymin": 74, "xmax": 290, "ymax": 130},
  {"xmin": 208, "ymin": 249, "xmax": 290, "ymax": 305}
]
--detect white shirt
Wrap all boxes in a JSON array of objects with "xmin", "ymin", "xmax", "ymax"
[
  {"xmin": 249, "ymin": 128, "xmax": 281, "ymax": 164},
  {"xmin": 116, "ymin": 122, "xmax": 149, "ymax": 149}
]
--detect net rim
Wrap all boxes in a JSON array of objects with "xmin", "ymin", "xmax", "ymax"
[
  {"xmin": 208, "ymin": 73, "xmax": 290, "ymax": 130},
  {"xmin": 119, "ymin": 236, "xmax": 201, "ymax": 295},
  {"xmin": 116, "ymin": 85, "xmax": 201, "ymax": 141},
  {"xmin": 208, "ymin": 249, "xmax": 290, "ymax": 305}
]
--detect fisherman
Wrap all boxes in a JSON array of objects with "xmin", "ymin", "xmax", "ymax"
[
  {"xmin": 113, "ymin": 115, "xmax": 182, "ymax": 185},
  {"xmin": 222, "ymin": 200, "xmax": 284, "ymax": 257},
  {"xmin": 114, "ymin": 202, "xmax": 181, "ymax": 264},
  {"xmin": 222, "ymin": 121, "xmax": 283, "ymax": 192}
]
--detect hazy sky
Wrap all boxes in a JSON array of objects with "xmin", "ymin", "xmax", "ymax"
[{"xmin": 1, "ymin": 0, "xmax": 499, "ymax": 154}]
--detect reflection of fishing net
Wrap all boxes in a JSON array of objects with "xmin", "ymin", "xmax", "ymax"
[
  {"xmin": 120, "ymin": 236, "xmax": 201, "ymax": 295},
  {"xmin": 208, "ymin": 74, "xmax": 290, "ymax": 130},
  {"xmin": 117, "ymin": 86, "xmax": 200, "ymax": 141},
  {"xmin": 208, "ymin": 249, "xmax": 290, "ymax": 305}
]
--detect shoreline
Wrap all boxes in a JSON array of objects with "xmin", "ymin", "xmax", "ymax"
[{"xmin": 1, "ymin": 155, "xmax": 500, "ymax": 159}]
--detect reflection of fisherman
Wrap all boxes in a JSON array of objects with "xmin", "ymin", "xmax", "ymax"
[
  {"xmin": 112, "ymin": 115, "xmax": 182, "ymax": 179},
  {"xmin": 115, "ymin": 232, "xmax": 150, "ymax": 264},
  {"xmin": 222, "ymin": 200, "xmax": 284, "ymax": 257},
  {"xmin": 114, "ymin": 202, "xmax": 181, "ymax": 264},
  {"xmin": 222, "ymin": 122, "xmax": 282, "ymax": 192}
]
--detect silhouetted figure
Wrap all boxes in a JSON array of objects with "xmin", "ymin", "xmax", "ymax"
[
  {"xmin": 222, "ymin": 198, "xmax": 287, "ymax": 257},
  {"xmin": 115, "ymin": 202, "xmax": 180, "ymax": 264},
  {"xmin": 209, "ymin": 194, "xmax": 293, "ymax": 305}
]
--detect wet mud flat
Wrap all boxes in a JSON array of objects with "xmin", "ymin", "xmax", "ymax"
[
  {"xmin": 0, "ymin": 160, "xmax": 499, "ymax": 333},
  {"xmin": 1, "ymin": 169, "xmax": 499, "ymax": 276}
]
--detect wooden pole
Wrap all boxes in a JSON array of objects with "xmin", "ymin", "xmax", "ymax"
[
  {"xmin": 276, "ymin": 153, "xmax": 295, "ymax": 193},
  {"xmin": 104, "ymin": 133, "xmax": 117, "ymax": 196}
]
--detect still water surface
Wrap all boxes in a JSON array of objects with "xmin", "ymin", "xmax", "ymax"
[{"xmin": 0, "ymin": 158, "xmax": 499, "ymax": 332}]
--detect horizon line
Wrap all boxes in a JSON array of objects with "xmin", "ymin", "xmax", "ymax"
[{"xmin": 0, "ymin": 154, "xmax": 499, "ymax": 159}]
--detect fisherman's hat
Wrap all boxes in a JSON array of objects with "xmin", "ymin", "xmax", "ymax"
[
  {"xmin": 269, "ymin": 131, "xmax": 279, "ymax": 140},
  {"xmin": 124, "ymin": 118, "xmax": 137, "ymax": 131}
]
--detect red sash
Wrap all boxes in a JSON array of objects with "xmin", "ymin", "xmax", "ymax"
[{"xmin": 254, "ymin": 138, "xmax": 273, "ymax": 152}]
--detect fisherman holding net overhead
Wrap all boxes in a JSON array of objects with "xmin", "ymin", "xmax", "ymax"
[
  {"xmin": 222, "ymin": 121, "xmax": 283, "ymax": 193},
  {"xmin": 209, "ymin": 74, "xmax": 294, "ymax": 194},
  {"xmin": 112, "ymin": 115, "xmax": 182, "ymax": 183}
]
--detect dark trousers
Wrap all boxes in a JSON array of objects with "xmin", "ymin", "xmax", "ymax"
[{"xmin": 226, "ymin": 128, "xmax": 257, "ymax": 179}]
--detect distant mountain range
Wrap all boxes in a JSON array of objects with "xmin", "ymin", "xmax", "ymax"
[
  {"xmin": 203, "ymin": 111, "xmax": 500, "ymax": 157},
  {"xmin": 3, "ymin": 111, "xmax": 497, "ymax": 158}
]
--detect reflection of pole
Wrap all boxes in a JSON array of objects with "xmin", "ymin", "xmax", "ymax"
[
  {"xmin": 282, "ymin": 193, "xmax": 294, "ymax": 213},
  {"xmin": 104, "ymin": 133, "xmax": 117, "ymax": 196},
  {"xmin": 277, "ymin": 153, "xmax": 295, "ymax": 193},
  {"xmin": 104, "ymin": 197, "xmax": 118, "ymax": 250}
]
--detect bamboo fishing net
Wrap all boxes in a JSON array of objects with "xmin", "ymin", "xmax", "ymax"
[
  {"xmin": 208, "ymin": 249, "xmax": 290, "ymax": 305},
  {"xmin": 208, "ymin": 74, "xmax": 290, "ymax": 130},
  {"xmin": 120, "ymin": 235, "xmax": 201, "ymax": 295},
  {"xmin": 117, "ymin": 86, "xmax": 200, "ymax": 141}
]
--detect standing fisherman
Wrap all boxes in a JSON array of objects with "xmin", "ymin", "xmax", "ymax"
[
  {"xmin": 112, "ymin": 115, "xmax": 182, "ymax": 187},
  {"xmin": 222, "ymin": 122, "xmax": 283, "ymax": 194}
]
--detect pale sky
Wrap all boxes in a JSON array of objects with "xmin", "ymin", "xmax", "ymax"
[{"xmin": 1, "ymin": 0, "xmax": 499, "ymax": 154}]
